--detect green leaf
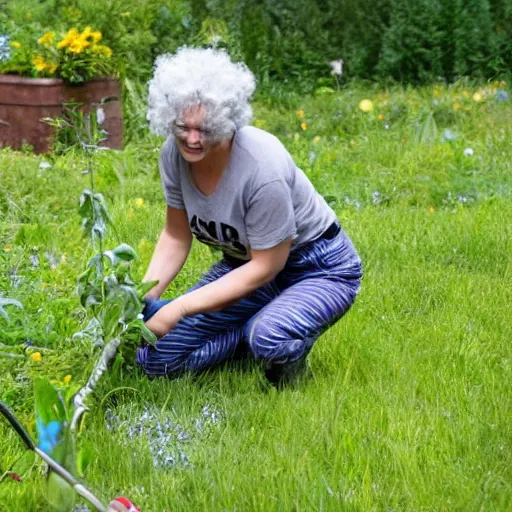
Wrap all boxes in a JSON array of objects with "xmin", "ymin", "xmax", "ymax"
[
  {"xmin": 76, "ymin": 443, "xmax": 94, "ymax": 477},
  {"xmin": 47, "ymin": 472, "xmax": 76, "ymax": 512},
  {"xmin": 34, "ymin": 378, "xmax": 66, "ymax": 428},
  {"xmin": 415, "ymin": 111, "xmax": 438, "ymax": 145},
  {"xmin": 112, "ymin": 243, "xmax": 137, "ymax": 262},
  {"xmin": 0, "ymin": 298, "xmax": 23, "ymax": 323},
  {"xmin": 136, "ymin": 280, "xmax": 159, "ymax": 300}
]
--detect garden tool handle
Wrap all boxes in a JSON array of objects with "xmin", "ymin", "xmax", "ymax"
[{"xmin": 0, "ymin": 401, "xmax": 35, "ymax": 450}]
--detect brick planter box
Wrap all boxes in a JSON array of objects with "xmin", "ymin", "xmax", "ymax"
[{"xmin": 0, "ymin": 75, "xmax": 123, "ymax": 153}]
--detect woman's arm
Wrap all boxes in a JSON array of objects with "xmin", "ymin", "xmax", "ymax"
[
  {"xmin": 145, "ymin": 238, "xmax": 292, "ymax": 337},
  {"xmin": 143, "ymin": 206, "xmax": 192, "ymax": 299}
]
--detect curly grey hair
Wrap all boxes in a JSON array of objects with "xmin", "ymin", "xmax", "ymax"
[{"xmin": 147, "ymin": 47, "xmax": 256, "ymax": 141}]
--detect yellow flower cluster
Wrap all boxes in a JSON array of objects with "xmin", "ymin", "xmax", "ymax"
[
  {"xmin": 57, "ymin": 26, "xmax": 107, "ymax": 55},
  {"xmin": 38, "ymin": 31, "xmax": 55, "ymax": 46},
  {"xmin": 32, "ymin": 55, "xmax": 57, "ymax": 74}
]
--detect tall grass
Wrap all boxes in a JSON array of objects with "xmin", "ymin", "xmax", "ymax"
[{"xmin": 0, "ymin": 82, "xmax": 511, "ymax": 510}]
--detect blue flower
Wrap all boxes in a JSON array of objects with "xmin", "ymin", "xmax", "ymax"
[
  {"xmin": 0, "ymin": 35, "xmax": 10, "ymax": 62},
  {"xmin": 36, "ymin": 418, "xmax": 62, "ymax": 455},
  {"xmin": 496, "ymin": 90, "xmax": 509, "ymax": 102}
]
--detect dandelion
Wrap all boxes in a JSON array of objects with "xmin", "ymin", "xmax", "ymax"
[
  {"xmin": 63, "ymin": 375, "xmax": 72, "ymax": 384},
  {"xmin": 463, "ymin": 147, "xmax": 474, "ymax": 157},
  {"xmin": 329, "ymin": 59, "xmax": 343, "ymax": 77},
  {"xmin": 11, "ymin": 41, "xmax": 22, "ymax": 49},
  {"xmin": 38, "ymin": 31, "xmax": 55, "ymax": 46},
  {"xmin": 429, "ymin": 206, "xmax": 435, "ymax": 213},
  {"xmin": 121, "ymin": 11, "xmax": 131, "ymax": 17},
  {"xmin": 296, "ymin": 109, "xmax": 305, "ymax": 118},
  {"xmin": 378, "ymin": 114, "xmax": 385, "ymax": 121},
  {"xmin": 472, "ymin": 92, "xmax": 482, "ymax": 102},
  {"xmin": 453, "ymin": 103, "xmax": 461, "ymax": 110},
  {"xmin": 358, "ymin": 99, "xmax": 374, "ymax": 112},
  {"xmin": 313, "ymin": 136, "xmax": 321, "ymax": 144},
  {"xmin": 30, "ymin": 352, "xmax": 42, "ymax": 362},
  {"xmin": 135, "ymin": 198, "xmax": 145, "ymax": 208},
  {"xmin": 300, "ymin": 122, "xmax": 307, "ymax": 131},
  {"xmin": 47, "ymin": 63, "xmax": 58, "ymax": 75}
]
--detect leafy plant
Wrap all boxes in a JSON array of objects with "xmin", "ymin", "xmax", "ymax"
[
  {"xmin": 0, "ymin": 25, "xmax": 115, "ymax": 83},
  {"xmin": 43, "ymin": 104, "xmax": 157, "ymax": 430}
]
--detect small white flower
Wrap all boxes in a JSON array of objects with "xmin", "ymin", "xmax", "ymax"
[
  {"xmin": 463, "ymin": 147, "xmax": 474, "ymax": 156},
  {"xmin": 96, "ymin": 107, "xmax": 105, "ymax": 126},
  {"xmin": 329, "ymin": 59, "xmax": 344, "ymax": 76},
  {"xmin": 39, "ymin": 161, "xmax": 52, "ymax": 170}
]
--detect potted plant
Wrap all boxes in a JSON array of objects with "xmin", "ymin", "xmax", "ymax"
[{"xmin": 0, "ymin": 26, "xmax": 122, "ymax": 153}]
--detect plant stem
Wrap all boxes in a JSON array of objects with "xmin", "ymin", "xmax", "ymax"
[{"xmin": 71, "ymin": 337, "xmax": 121, "ymax": 432}]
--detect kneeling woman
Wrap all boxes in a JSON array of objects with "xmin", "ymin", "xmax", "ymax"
[{"xmin": 137, "ymin": 47, "xmax": 363, "ymax": 386}]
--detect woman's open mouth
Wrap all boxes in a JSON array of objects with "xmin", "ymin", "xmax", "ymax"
[{"xmin": 182, "ymin": 143, "xmax": 204, "ymax": 155}]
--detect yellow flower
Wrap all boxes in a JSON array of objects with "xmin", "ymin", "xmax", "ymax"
[
  {"xmin": 462, "ymin": 90, "xmax": 470, "ymax": 97},
  {"xmin": 47, "ymin": 63, "xmax": 58, "ymax": 75},
  {"xmin": 38, "ymin": 31, "xmax": 55, "ymax": 46},
  {"xmin": 68, "ymin": 38, "xmax": 87, "ymax": 54},
  {"xmin": 30, "ymin": 352, "xmax": 42, "ymax": 362},
  {"xmin": 472, "ymin": 92, "xmax": 482, "ymax": 102},
  {"xmin": 254, "ymin": 119, "xmax": 266, "ymax": 128},
  {"xmin": 358, "ymin": 99, "xmax": 374, "ymax": 112},
  {"xmin": 121, "ymin": 11, "xmax": 131, "ymax": 17},
  {"xmin": 91, "ymin": 31, "xmax": 102, "ymax": 43},
  {"xmin": 33, "ymin": 56, "xmax": 47, "ymax": 72},
  {"xmin": 3, "ymin": 245, "xmax": 11, "ymax": 252},
  {"xmin": 91, "ymin": 44, "xmax": 112, "ymax": 57},
  {"xmin": 11, "ymin": 41, "xmax": 22, "ymax": 49},
  {"xmin": 57, "ymin": 28, "xmax": 79, "ymax": 49},
  {"xmin": 135, "ymin": 198, "xmax": 145, "ymax": 208},
  {"xmin": 296, "ymin": 109, "xmax": 305, "ymax": 118},
  {"xmin": 63, "ymin": 375, "xmax": 72, "ymax": 384},
  {"xmin": 429, "ymin": 206, "xmax": 435, "ymax": 213},
  {"xmin": 378, "ymin": 114, "xmax": 385, "ymax": 121},
  {"xmin": 313, "ymin": 136, "xmax": 321, "ymax": 144},
  {"xmin": 300, "ymin": 122, "xmax": 307, "ymax": 131},
  {"xmin": 453, "ymin": 103, "xmax": 461, "ymax": 110}
]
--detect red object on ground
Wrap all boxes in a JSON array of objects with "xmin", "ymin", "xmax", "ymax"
[
  {"xmin": 0, "ymin": 75, "xmax": 123, "ymax": 153},
  {"xmin": 6, "ymin": 472, "xmax": 22, "ymax": 482},
  {"xmin": 113, "ymin": 496, "xmax": 141, "ymax": 512}
]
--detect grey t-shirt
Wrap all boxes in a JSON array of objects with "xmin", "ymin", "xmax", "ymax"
[{"xmin": 159, "ymin": 126, "xmax": 337, "ymax": 261}]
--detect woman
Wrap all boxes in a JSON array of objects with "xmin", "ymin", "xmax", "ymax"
[{"xmin": 137, "ymin": 47, "xmax": 362, "ymax": 386}]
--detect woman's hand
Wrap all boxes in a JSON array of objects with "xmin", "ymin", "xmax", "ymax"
[{"xmin": 145, "ymin": 300, "xmax": 186, "ymax": 338}]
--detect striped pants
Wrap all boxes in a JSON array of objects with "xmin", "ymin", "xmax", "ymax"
[{"xmin": 136, "ymin": 227, "xmax": 362, "ymax": 377}]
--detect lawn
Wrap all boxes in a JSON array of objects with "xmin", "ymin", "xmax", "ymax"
[{"xmin": 1, "ymin": 82, "xmax": 511, "ymax": 511}]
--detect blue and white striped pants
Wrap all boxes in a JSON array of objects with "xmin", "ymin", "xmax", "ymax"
[{"xmin": 136, "ymin": 227, "xmax": 362, "ymax": 377}]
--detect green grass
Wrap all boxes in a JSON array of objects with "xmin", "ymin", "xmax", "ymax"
[{"xmin": 1, "ymin": 82, "xmax": 511, "ymax": 511}]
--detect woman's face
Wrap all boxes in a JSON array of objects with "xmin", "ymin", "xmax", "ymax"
[{"xmin": 173, "ymin": 106, "xmax": 213, "ymax": 163}]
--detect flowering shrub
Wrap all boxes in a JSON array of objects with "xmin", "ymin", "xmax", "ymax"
[{"xmin": 0, "ymin": 26, "xmax": 115, "ymax": 83}]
